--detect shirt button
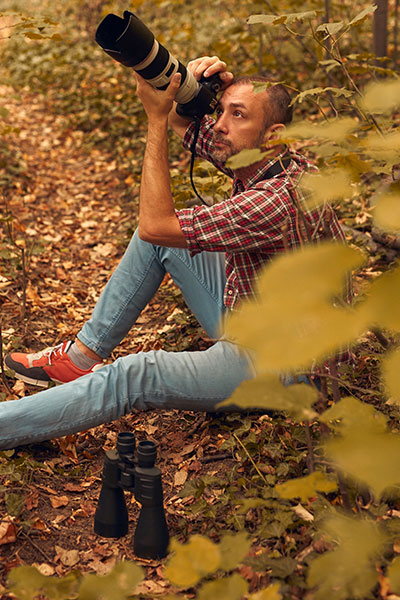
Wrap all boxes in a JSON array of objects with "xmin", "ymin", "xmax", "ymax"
[{"xmin": 228, "ymin": 290, "xmax": 233, "ymax": 295}]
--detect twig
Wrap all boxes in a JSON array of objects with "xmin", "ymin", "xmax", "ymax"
[
  {"xmin": 233, "ymin": 433, "xmax": 267, "ymax": 484},
  {"xmin": 20, "ymin": 530, "xmax": 57, "ymax": 564},
  {"xmin": 0, "ymin": 320, "xmax": 13, "ymax": 394},
  {"xmin": 304, "ymin": 421, "xmax": 315, "ymax": 473},
  {"xmin": 327, "ymin": 358, "xmax": 341, "ymax": 403},
  {"xmin": 199, "ymin": 452, "xmax": 232, "ymax": 464}
]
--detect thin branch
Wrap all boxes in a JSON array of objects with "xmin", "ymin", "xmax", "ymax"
[{"xmin": 233, "ymin": 433, "xmax": 268, "ymax": 484}]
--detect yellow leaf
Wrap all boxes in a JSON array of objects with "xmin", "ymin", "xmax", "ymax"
[
  {"xmin": 308, "ymin": 513, "xmax": 384, "ymax": 599},
  {"xmin": 276, "ymin": 471, "xmax": 337, "ymax": 502},
  {"xmin": 246, "ymin": 582, "xmax": 283, "ymax": 600},
  {"xmin": 373, "ymin": 192, "xmax": 400, "ymax": 233},
  {"xmin": 164, "ymin": 535, "xmax": 220, "ymax": 588},
  {"xmin": 382, "ymin": 347, "xmax": 400, "ymax": 405},
  {"xmin": 359, "ymin": 265, "xmax": 400, "ymax": 331},
  {"xmin": 283, "ymin": 117, "xmax": 357, "ymax": 143},
  {"xmin": 226, "ymin": 148, "xmax": 270, "ymax": 169},
  {"xmin": 225, "ymin": 242, "xmax": 366, "ymax": 370},
  {"xmin": 361, "ymin": 78, "xmax": 400, "ymax": 114},
  {"xmin": 218, "ymin": 373, "xmax": 318, "ymax": 421},
  {"xmin": 301, "ymin": 168, "xmax": 353, "ymax": 208}
]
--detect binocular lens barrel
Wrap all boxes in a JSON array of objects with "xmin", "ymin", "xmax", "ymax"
[{"xmin": 95, "ymin": 11, "xmax": 198, "ymax": 105}]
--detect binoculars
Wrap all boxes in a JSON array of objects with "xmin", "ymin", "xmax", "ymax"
[{"xmin": 94, "ymin": 432, "xmax": 169, "ymax": 559}]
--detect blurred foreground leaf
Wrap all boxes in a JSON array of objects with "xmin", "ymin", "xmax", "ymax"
[
  {"xmin": 276, "ymin": 471, "xmax": 337, "ymax": 502},
  {"xmin": 225, "ymin": 242, "xmax": 366, "ymax": 370},
  {"xmin": 78, "ymin": 562, "xmax": 143, "ymax": 600},
  {"xmin": 165, "ymin": 535, "xmax": 220, "ymax": 588},
  {"xmin": 308, "ymin": 513, "xmax": 385, "ymax": 599},
  {"xmin": 218, "ymin": 373, "xmax": 318, "ymax": 421}
]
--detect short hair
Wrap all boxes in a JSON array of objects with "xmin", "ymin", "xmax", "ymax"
[{"xmin": 229, "ymin": 76, "xmax": 293, "ymax": 129}]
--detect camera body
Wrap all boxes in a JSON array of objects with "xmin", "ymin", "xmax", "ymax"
[{"xmin": 95, "ymin": 10, "xmax": 222, "ymax": 120}]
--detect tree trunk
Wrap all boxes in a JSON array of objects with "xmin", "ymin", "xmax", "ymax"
[{"xmin": 373, "ymin": 0, "xmax": 388, "ymax": 58}]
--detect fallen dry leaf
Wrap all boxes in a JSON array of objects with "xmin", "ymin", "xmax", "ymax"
[
  {"xmin": 55, "ymin": 545, "xmax": 80, "ymax": 567},
  {"xmin": 174, "ymin": 469, "xmax": 188, "ymax": 487},
  {"xmin": 0, "ymin": 518, "xmax": 16, "ymax": 545},
  {"xmin": 50, "ymin": 495, "xmax": 69, "ymax": 509}
]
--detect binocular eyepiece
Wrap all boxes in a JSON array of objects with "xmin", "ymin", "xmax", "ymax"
[
  {"xmin": 95, "ymin": 10, "xmax": 222, "ymax": 120},
  {"xmin": 94, "ymin": 432, "xmax": 169, "ymax": 560}
]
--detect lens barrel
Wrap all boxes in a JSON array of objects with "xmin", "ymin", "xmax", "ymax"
[{"xmin": 96, "ymin": 11, "xmax": 198, "ymax": 105}]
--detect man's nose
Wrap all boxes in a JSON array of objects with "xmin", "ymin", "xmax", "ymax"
[{"xmin": 214, "ymin": 114, "xmax": 228, "ymax": 134}]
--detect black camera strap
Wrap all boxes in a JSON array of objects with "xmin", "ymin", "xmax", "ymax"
[{"xmin": 189, "ymin": 120, "xmax": 292, "ymax": 206}]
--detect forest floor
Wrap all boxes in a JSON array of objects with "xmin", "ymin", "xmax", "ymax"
[
  {"xmin": 1, "ymin": 82, "xmax": 399, "ymax": 600},
  {"xmin": 0, "ymin": 84, "xmax": 243, "ymax": 598}
]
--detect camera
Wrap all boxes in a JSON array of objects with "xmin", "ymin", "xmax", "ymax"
[{"xmin": 95, "ymin": 10, "xmax": 222, "ymax": 120}]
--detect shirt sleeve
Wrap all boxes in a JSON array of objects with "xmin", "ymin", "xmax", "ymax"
[{"xmin": 177, "ymin": 182, "xmax": 293, "ymax": 255}]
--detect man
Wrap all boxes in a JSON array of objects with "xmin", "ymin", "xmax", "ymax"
[{"xmin": 1, "ymin": 57, "xmax": 345, "ymax": 449}]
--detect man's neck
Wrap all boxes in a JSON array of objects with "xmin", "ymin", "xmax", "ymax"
[{"xmin": 233, "ymin": 144, "xmax": 284, "ymax": 182}]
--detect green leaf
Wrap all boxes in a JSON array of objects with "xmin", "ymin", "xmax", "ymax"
[
  {"xmin": 218, "ymin": 531, "xmax": 252, "ymax": 571},
  {"xmin": 307, "ymin": 513, "xmax": 385, "ymax": 599},
  {"xmin": 349, "ymin": 4, "xmax": 377, "ymax": 26},
  {"xmin": 197, "ymin": 573, "xmax": 248, "ymax": 600},
  {"xmin": 5, "ymin": 492, "xmax": 25, "ymax": 517},
  {"xmin": 78, "ymin": 562, "xmax": 143, "ymax": 600},
  {"xmin": 382, "ymin": 347, "xmax": 400, "ymax": 405},
  {"xmin": 263, "ymin": 557, "xmax": 298, "ymax": 578},
  {"xmin": 276, "ymin": 471, "xmax": 337, "ymax": 502},
  {"xmin": 224, "ymin": 243, "xmax": 366, "ymax": 371},
  {"xmin": 226, "ymin": 148, "xmax": 270, "ymax": 169},
  {"xmin": 218, "ymin": 373, "xmax": 318, "ymax": 421},
  {"xmin": 164, "ymin": 535, "xmax": 220, "ymax": 588},
  {"xmin": 387, "ymin": 556, "xmax": 400, "ymax": 593},
  {"xmin": 360, "ymin": 78, "xmax": 400, "ymax": 114},
  {"xmin": 248, "ymin": 583, "xmax": 282, "ymax": 600},
  {"xmin": 373, "ymin": 192, "xmax": 400, "ymax": 233},
  {"xmin": 301, "ymin": 168, "xmax": 353, "ymax": 208}
]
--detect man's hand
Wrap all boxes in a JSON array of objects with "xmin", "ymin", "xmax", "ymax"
[
  {"xmin": 168, "ymin": 55, "xmax": 234, "ymax": 139},
  {"xmin": 186, "ymin": 55, "xmax": 233, "ymax": 87},
  {"xmin": 135, "ymin": 72, "xmax": 182, "ymax": 122}
]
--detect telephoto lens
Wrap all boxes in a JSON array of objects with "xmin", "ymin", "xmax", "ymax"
[
  {"xmin": 95, "ymin": 11, "xmax": 221, "ymax": 119},
  {"xmin": 95, "ymin": 11, "xmax": 198, "ymax": 104}
]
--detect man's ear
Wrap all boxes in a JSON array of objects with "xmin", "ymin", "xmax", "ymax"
[{"xmin": 263, "ymin": 123, "xmax": 285, "ymax": 144}]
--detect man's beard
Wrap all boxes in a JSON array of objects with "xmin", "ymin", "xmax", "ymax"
[
  {"xmin": 211, "ymin": 131, "xmax": 266, "ymax": 164},
  {"xmin": 211, "ymin": 134, "xmax": 238, "ymax": 163}
]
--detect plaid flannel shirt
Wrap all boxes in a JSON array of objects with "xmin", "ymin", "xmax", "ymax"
[{"xmin": 176, "ymin": 116, "xmax": 346, "ymax": 310}]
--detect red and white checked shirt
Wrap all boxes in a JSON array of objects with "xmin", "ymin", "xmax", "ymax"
[{"xmin": 176, "ymin": 117, "xmax": 346, "ymax": 310}]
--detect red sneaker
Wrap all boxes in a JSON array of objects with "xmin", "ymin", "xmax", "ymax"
[{"xmin": 4, "ymin": 341, "xmax": 102, "ymax": 388}]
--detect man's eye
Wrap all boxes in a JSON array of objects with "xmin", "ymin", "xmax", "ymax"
[{"xmin": 234, "ymin": 110, "xmax": 243, "ymax": 117}]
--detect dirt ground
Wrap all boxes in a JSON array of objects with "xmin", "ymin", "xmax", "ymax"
[{"xmin": 0, "ymin": 84, "xmax": 246, "ymax": 597}]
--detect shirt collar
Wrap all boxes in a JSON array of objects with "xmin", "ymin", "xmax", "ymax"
[{"xmin": 233, "ymin": 148, "xmax": 291, "ymax": 191}]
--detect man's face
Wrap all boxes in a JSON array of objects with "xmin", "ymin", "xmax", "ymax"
[{"xmin": 211, "ymin": 83, "xmax": 270, "ymax": 164}]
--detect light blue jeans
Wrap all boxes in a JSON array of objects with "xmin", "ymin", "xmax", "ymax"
[{"xmin": 0, "ymin": 231, "xmax": 254, "ymax": 449}]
